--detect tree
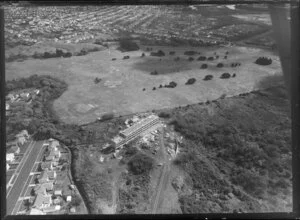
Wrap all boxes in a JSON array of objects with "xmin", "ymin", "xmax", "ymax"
[
  {"xmin": 220, "ymin": 73, "xmax": 231, "ymax": 79},
  {"xmin": 70, "ymin": 194, "xmax": 82, "ymax": 207},
  {"xmin": 128, "ymin": 153, "xmax": 154, "ymax": 175},
  {"xmin": 217, "ymin": 63, "xmax": 224, "ymax": 68},
  {"xmin": 201, "ymin": 64, "xmax": 208, "ymax": 69},
  {"xmin": 255, "ymin": 57, "xmax": 272, "ymax": 65},
  {"xmin": 185, "ymin": 78, "xmax": 196, "ymax": 85}
]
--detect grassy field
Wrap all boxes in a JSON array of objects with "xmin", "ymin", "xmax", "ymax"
[{"xmin": 6, "ymin": 45, "xmax": 281, "ymax": 125}]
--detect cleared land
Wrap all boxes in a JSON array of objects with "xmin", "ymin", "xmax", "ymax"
[{"xmin": 6, "ymin": 45, "xmax": 281, "ymax": 125}]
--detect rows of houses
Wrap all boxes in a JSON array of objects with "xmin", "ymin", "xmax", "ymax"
[{"xmin": 29, "ymin": 139, "xmax": 73, "ymax": 215}]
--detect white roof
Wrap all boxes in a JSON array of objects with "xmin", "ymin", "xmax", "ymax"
[{"xmin": 29, "ymin": 208, "xmax": 45, "ymax": 215}]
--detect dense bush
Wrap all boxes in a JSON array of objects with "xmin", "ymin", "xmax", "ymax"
[
  {"xmin": 197, "ymin": 56, "xmax": 206, "ymax": 61},
  {"xmin": 94, "ymin": 77, "xmax": 101, "ymax": 84},
  {"xmin": 220, "ymin": 73, "xmax": 231, "ymax": 79},
  {"xmin": 184, "ymin": 51, "xmax": 198, "ymax": 56},
  {"xmin": 127, "ymin": 153, "xmax": 154, "ymax": 175},
  {"xmin": 123, "ymin": 56, "xmax": 130, "ymax": 60},
  {"xmin": 185, "ymin": 78, "xmax": 196, "ymax": 85},
  {"xmin": 150, "ymin": 70, "xmax": 158, "ymax": 75},
  {"xmin": 188, "ymin": 57, "xmax": 194, "ymax": 61},
  {"xmin": 100, "ymin": 113, "xmax": 114, "ymax": 121},
  {"xmin": 255, "ymin": 57, "xmax": 272, "ymax": 65},
  {"xmin": 150, "ymin": 50, "xmax": 165, "ymax": 57},
  {"xmin": 201, "ymin": 64, "xmax": 208, "ymax": 69},
  {"xmin": 169, "ymin": 51, "xmax": 176, "ymax": 55},
  {"xmin": 158, "ymin": 112, "xmax": 170, "ymax": 118},
  {"xmin": 174, "ymin": 57, "xmax": 180, "ymax": 61},
  {"xmin": 232, "ymin": 73, "xmax": 236, "ymax": 77},
  {"xmin": 112, "ymin": 58, "xmax": 117, "ymax": 61},
  {"xmin": 203, "ymin": 75, "xmax": 213, "ymax": 81},
  {"xmin": 165, "ymin": 81, "xmax": 177, "ymax": 88},
  {"xmin": 119, "ymin": 39, "xmax": 140, "ymax": 52},
  {"xmin": 207, "ymin": 57, "xmax": 214, "ymax": 61},
  {"xmin": 217, "ymin": 63, "xmax": 224, "ymax": 68}
]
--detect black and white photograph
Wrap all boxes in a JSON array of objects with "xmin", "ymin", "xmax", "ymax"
[{"xmin": 2, "ymin": 1, "xmax": 298, "ymax": 217}]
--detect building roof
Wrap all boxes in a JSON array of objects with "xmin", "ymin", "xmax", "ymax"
[
  {"xmin": 33, "ymin": 194, "xmax": 52, "ymax": 208},
  {"xmin": 29, "ymin": 208, "xmax": 45, "ymax": 215},
  {"xmin": 48, "ymin": 171, "xmax": 56, "ymax": 179},
  {"xmin": 39, "ymin": 171, "xmax": 49, "ymax": 181},
  {"xmin": 41, "ymin": 162, "xmax": 53, "ymax": 170},
  {"xmin": 34, "ymin": 182, "xmax": 53, "ymax": 195}
]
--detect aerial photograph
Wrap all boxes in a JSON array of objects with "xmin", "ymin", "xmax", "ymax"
[{"xmin": 4, "ymin": 2, "xmax": 292, "ymax": 215}]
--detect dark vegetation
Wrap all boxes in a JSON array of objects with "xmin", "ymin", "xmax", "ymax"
[
  {"xmin": 164, "ymin": 81, "xmax": 177, "ymax": 88},
  {"xmin": 169, "ymin": 51, "xmax": 176, "ymax": 55},
  {"xmin": 94, "ymin": 77, "xmax": 101, "ymax": 84},
  {"xmin": 207, "ymin": 57, "xmax": 214, "ymax": 61},
  {"xmin": 174, "ymin": 57, "xmax": 180, "ymax": 61},
  {"xmin": 99, "ymin": 113, "xmax": 114, "ymax": 121},
  {"xmin": 203, "ymin": 75, "xmax": 213, "ymax": 81},
  {"xmin": 220, "ymin": 73, "xmax": 231, "ymax": 79},
  {"xmin": 184, "ymin": 51, "xmax": 198, "ymax": 56},
  {"xmin": 112, "ymin": 58, "xmax": 117, "ymax": 61},
  {"xmin": 255, "ymin": 57, "xmax": 272, "ymax": 66},
  {"xmin": 217, "ymin": 63, "xmax": 224, "ymax": 68},
  {"xmin": 185, "ymin": 78, "xmax": 196, "ymax": 85},
  {"xmin": 232, "ymin": 73, "xmax": 236, "ymax": 78},
  {"xmin": 167, "ymin": 83, "xmax": 291, "ymax": 212},
  {"xmin": 141, "ymin": 53, "xmax": 145, "ymax": 57},
  {"xmin": 123, "ymin": 55, "xmax": 130, "ymax": 60},
  {"xmin": 118, "ymin": 39, "xmax": 140, "ymax": 52},
  {"xmin": 188, "ymin": 57, "xmax": 194, "ymax": 61},
  {"xmin": 150, "ymin": 70, "xmax": 158, "ymax": 75},
  {"xmin": 197, "ymin": 56, "xmax": 206, "ymax": 61},
  {"xmin": 201, "ymin": 64, "xmax": 208, "ymax": 69},
  {"xmin": 231, "ymin": 62, "xmax": 241, "ymax": 67},
  {"xmin": 150, "ymin": 50, "xmax": 165, "ymax": 57},
  {"xmin": 127, "ymin": 153, "xmax": 154, "ymax": 175}
]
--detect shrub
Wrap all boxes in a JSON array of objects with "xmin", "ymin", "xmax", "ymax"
[
  {"xmin": 127, "ymin": 153, "xmax": 154, "ymax": 175},
  {"xmin": 125, "ymin": 146, "xmax": 138, "ymax": 157},
  {"xmin": 224, "ymin": 56, "xmax": 227, "ymax": 59},
  {"xmin": 63, "ymin": 52, "xmax": 72, "ymax": 57},
  {"xmin": 207, "ymin": 57, "xmax": 214, "ymax": 61},
  {"xmin": 255, "ymin": 57, "xmax": 272, "ymax": 65},
  {"xmin": 197, "ymin": 56, "xmax": 206, "ymax": 61},
  {"xmin": 141, "ymin": 53, "xmax": 145, "ymax": 57},
  {"xmin": 159, "ymin": 84, "xmax": 163, "ymax": 88},
  {"xmin": 153, "ymin": 87, "xmax": 156, "ymax": 90},
  {"xmin": 150, "ymin": 50, "xmax": 165, "ymax": 57},
  {"xmin": 150, "ymin": 70, "xmax": 158, "ymax": 75},
  {"xmin": 184, "ymin": 51, "xmax": 198, "ymax": 56},
  {"xmin": 203, "ymin": 75, "xmax": 213, "ymax": 81},
  {"xmin": 217, "ymin": 63, "xmax": 224, "ymax": 68},
  {"xmin": 142, "ymin": 88, "xmax": 146, "ymax": 91},
  {"xmin": 185, "ymin": 78, "xmax": 196, "ymax": 85},
  {"xmin": 158, "ymin": 112, "xmax": 170, "ymax": 118},
  {"xmin": 100, "ymin": 113, "xmax": 114, "ymax": 121},
  {"xmin": 232, "ymin": 73, "xmax": 236, "ymax": 77},
  {"xmin": 188, "ymin": 57, "xmax": 194, "ymax": 61},
  {"xmin": 220, "ymin": 73, "xmax": 231, "ymax": 79},
  {"xmin": 169, "ymin": 51, "xmax": 176, "ymax": 55},
  {"xmin": 94, "ymin": 77, "xmax": 101, "ymax": 84},
  {"xmin": 112, "ymin": 58, "xmax": 116, "ymax": 61},
  {"xmin": 201, "ymin": 64, "xmax": 208, "ymax": 69},
  {"xmin": 165, "ymin": 81, "xmax": 177, "ymax": 88},
  {"xmin": 123, "ymin": 56, "xmax": 130, "ymax": 60},
  {"xmin": 119, "ymin": 39, "xmax": 140, "ymax": 52},
  {"xmin": 174, "ymin": 57, "xmax": 180, "ymax": 61}
]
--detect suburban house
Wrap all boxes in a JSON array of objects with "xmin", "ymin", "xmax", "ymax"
[
  {"xmin": 54, "ymin": 189, "xmax": 62, "ymax": 197},
  {"xmin": 15, "ymin": 135, "xmax": 26, "ymax": 146},
  {"xmin": 48, "ymin": 171, "xmax": 57, "ymax": 180},
  {"xmin": 6, "ymin": 152, "xmax": 15, "ymax": 163},
  {"xmin": 41, "ymin": 162, "xmax": 54, "ymax": 171},
  {"xmin": 45, "ymin": 146, "xmax": 61, "ymax": 162},
  {"xmin": 7, "ymin": 163, "xmax": 10, "ymax": 171},
  {"xmin": 66, "ymin": 195, "xmax": 72, "ymax": 202},
  {"xmin": 6, "ymin": 103, "xmax": 10, "ymax": 111},
  {"xmin": 34, "ymin": 182, "xmax": 54, "ymax": 195},
  {"xmin": 38, "ymin": 171, "xmax": 50, "ymax": 184},
  {"xmin": 29, "ymin": 208, "xmax": 45, "ymax": 215},
  {"xmin": 32, "ymin": 194, "xmax": 52, "ymax": 210}
]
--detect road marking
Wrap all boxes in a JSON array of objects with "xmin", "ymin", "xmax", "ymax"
[
  {"xmin": 6, "ymin": 140, "xmax": 35, "ymax": 198},
  {"xmin": 11, "ymin": 142, "xmax": 45, "ymax": 215}
]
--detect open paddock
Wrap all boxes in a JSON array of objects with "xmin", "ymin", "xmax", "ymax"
[{"xmin": 6, "ymin": 45, "xmax": 281, "ymax": 125}]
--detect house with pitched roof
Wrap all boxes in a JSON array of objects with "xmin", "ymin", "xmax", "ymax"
[
  {"xmin": 41, "ymin": 162, "xmax": 53, "ymax": 171},
  {"xmin": 32, "ymin": 194, "xmax": 52, "ymax": 210},
  {"xmin": 34, "ymin": 182, "xmax": 54, "ymax": 195},
  {"xmin": 38, "ymin": 171, "xmax": 49, "ymax": 184}
]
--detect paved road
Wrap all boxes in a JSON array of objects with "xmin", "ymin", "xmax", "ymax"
[
  {"xmin": 151, "ymin": 128, "xmax": 171, "ymax": 214},
  {"xmin": 6, "ymin": 140, "xmax": 45, "ymax": 215}
]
